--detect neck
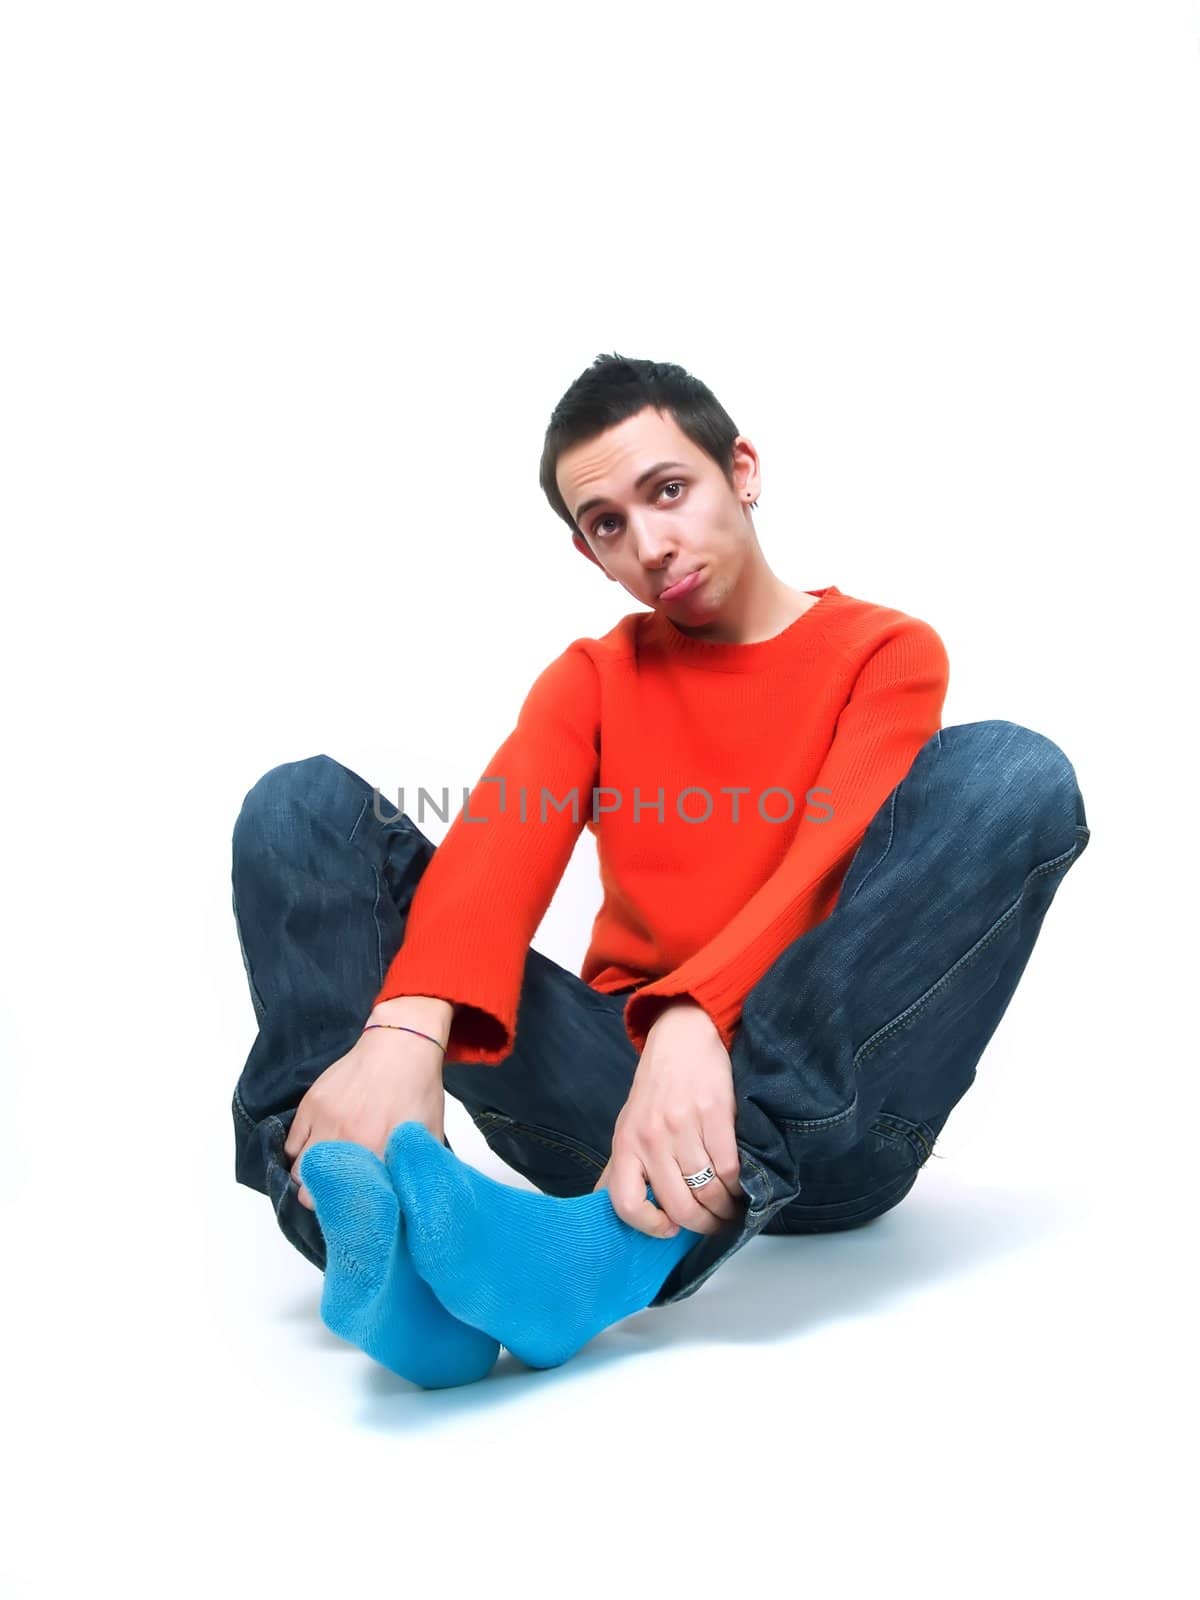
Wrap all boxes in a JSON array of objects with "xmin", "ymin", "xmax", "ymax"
[{"xmin": 667, "ymin": 554, "xmax": 812, "ymax": 646}]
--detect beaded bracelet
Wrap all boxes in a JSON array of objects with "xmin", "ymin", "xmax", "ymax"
[{"xmin": 361, "ymin": 1022, "xmax": 446, "ymax": 1051}]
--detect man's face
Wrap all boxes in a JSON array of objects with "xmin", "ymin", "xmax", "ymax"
[{"xmin": 556, "ymin": 406, "xmax": 760, "ymax": 617}]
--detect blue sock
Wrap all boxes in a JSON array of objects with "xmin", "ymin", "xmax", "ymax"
[
  {"xmin": 298, "ymin": 1140, "xmax": 500, "ymax": 1389},
  {"xmin": 383, "ymin": 1121, "xmax": 705, "ymax": 1370}
]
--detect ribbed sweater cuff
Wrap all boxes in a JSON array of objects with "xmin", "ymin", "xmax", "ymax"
[{"xmin": 372, "ymin": 946, "xmax": 518, "ymax": 1066}]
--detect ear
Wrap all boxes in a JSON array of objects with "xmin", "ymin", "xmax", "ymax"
[{"xmin": 572, "ymin": 531, "xmax": 616, "ymax": 579}]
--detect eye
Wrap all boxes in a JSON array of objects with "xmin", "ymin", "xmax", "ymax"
[{"xmin": 592, "ymin": 480, "xmax": 686, "ymax": 538}]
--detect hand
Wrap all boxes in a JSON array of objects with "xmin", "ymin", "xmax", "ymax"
[
  {"xmin": 283, "ymin": 1027, "xmax": 447, "ymax": 1209},
  {"xmin": 593, "ymin": 999, "xmax": 748, "ymax": 1239}
]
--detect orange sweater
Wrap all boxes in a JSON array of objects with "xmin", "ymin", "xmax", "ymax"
[{"xmin": 372, "ymin": 585, "xmax": 950, "ymax": 1064}]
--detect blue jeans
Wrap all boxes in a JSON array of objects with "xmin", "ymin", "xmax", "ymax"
[{"xmin": 230, "ymin": 719, "xmax": 1090, "ymax": 1308}]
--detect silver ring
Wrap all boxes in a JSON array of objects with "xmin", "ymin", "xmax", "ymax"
[{"xmin": 683, "ymin": 1164, "xmax": 716, "ymax": 1189}]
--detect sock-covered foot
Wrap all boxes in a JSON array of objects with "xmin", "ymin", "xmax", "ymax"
[
  {"xmin": 383, "ymin": 1121, "xmax": 706, "ymax": 1370},
  {"xmin": 299, "ymin": 1140, "xmax": 500, "ymax": 1389}
]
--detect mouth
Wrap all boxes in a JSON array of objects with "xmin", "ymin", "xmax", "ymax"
[{"xmin": 658, "ymin": 568, "xmax": 705, "ymax": 601}]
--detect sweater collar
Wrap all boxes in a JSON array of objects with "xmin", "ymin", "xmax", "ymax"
[{"xmin": 646, "ymin": 586, "xmax": 842, "ymax": 673}]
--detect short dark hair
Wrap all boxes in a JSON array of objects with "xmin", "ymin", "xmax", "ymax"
[{"xmin": 539, "ymin": 352, "xmax": 757, "ymax": 534}]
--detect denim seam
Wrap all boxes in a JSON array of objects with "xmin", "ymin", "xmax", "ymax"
[
  {"xmin": 369, "ymin": 860, "xmax": 387, "ymax": 990},
  {"xmin": 472, "ymin": 1115, "xmax": 774, "ymax": 1208},
  {"xmin": 341, "ymin": 791, "xmax": 389, "ymax": 988},
  {"xmin": 846, "ymin": 786, "xmax": 899, "ymax": 907},
  {"xmin": 266, "ymin": 1116, "xmax": 293, "ymax": 1216},
  {"xmin": 232, "ymin": 1084, "xmax": 256, "ymax": 1134},
  {"xmin": 743, "ymin": 1151, "xmax": 771, "ymax": 1198},
  {"xmin": 873, "ymin": 1111, "xmax": 934, "ymax": 1161},
  {"xmin": 853, "ymin": 834, "xmax": 1084, "ymax": 1070},
  {"xmin": 776, "ymin": 1096, "xmax": 859, "ymax": 1136},
  {"xmin": 771, "ymin": 838, "xmax": 1080, "ymax": 1142},
  {"xmin": 269, "ymin": 783, "xmax": 394, "ymax": 990},
  {"xmin": 473, "ymin": 1111, "xmax": 608, "ymax": 1173},
  {"xmin": 656, "ymin": 1158, "xmax": 785, "ymax": 1303},
  {"xmin": 345, "ymin": 791, "xmax": 371, "ymax": 847},
  {"xmin": 661, "ymin": 1203, "xmax": 774, "ymax": 1302}
]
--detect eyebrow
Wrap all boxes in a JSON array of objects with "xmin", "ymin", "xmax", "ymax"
[{"xmin": 574, "ymin": 460, "xmax": 691, "ymax": 528}]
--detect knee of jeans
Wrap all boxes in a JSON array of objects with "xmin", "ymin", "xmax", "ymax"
[
  {"xmin": 1004, "ymin": 725, "xmax": 1089, "ymax": 851},
  {"xmin": 945, "ymin": 719, "xmax": 1059, "ymax": 766},
  {"xmin": 233, "ymin": 754, "xmax": 339, "ymax": 849},
  {"xmin": 945, "ymin": 721, "xmax": 1087, "ymax": 849}
]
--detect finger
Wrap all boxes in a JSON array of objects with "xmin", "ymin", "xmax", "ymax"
[
  {"xmin": 289, "ymin": 1135, "xmax": 317, "ymax": 1191},
  {"xmin": 647, "ymin": 1149, "xmax": 726, "ymax": 1236},
  {"xmin": 675, "ymin": 1134, "xmax": 741, "ymax": 1220},
  {"xmin": 609, "ymin": 1153, "xmax": 680, "ymax": 1239},
  {"xmin": 679, "ymin": 1149, "xmax": 742, "ymax": 1225},
  {"xmin": 283, "ymin": 1114, "xmax": 311, "ymax": 1163},
  {"xmin": 701, "ymin": 1114, "xmax": 747, "ymax": 1216},
  {"xmin": 292, "ymin": 1137, "xmax": 322, "ymax": 1210}
]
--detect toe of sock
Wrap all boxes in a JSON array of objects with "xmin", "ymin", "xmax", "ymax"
[
  {"xmin": 300, "ymin": 1141, "xmax": 399, "ymax": 1287},
  {"xmin": 383, "ymin": 1120, "xmax": 451, "ymax": 1211}
]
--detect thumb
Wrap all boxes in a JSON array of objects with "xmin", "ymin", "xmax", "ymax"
[
  {"xmin": 641, "ymin": 1183, "xmax": 681, "ymax": 1239},
  {"xmin": 603, "ymin": 1157, "xmax": 682, "ymax": 1238}
]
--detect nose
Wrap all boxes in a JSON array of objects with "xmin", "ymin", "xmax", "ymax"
[{"xmin": 630, "ymin": 516, "xmax": 679, "ymax": 570}]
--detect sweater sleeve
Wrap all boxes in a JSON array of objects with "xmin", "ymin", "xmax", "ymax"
[
  {"xmin": 371, "ymin": 641, "xmax": 600, "ymax": 1064},
  {"xmin": 621, "ymin": 618, "xmax": 951, "ymax": 1056}
]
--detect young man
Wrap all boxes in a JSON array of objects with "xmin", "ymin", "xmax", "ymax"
[{"xmin": 230, "ymin": 353, "xmax": 1091, "ymax": 1389}]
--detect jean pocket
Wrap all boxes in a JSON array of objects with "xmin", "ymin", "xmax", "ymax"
[{"xmin": 780, "ymin": 1107, "xmax": 928, "ymax": 1192}]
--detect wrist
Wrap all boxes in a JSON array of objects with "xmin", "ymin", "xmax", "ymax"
[
  {"xmin": 367, "ymin": 994, "xmax": 454, "ymax": 1049},
  {"xmin": 647, "ymin": 996, "xmax": 715, "ymax": 1035}
]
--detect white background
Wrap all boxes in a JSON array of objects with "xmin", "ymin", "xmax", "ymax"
[{"xmin": 2, "ymin": 3, "xmax": 1196, "ymax": 1596}]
